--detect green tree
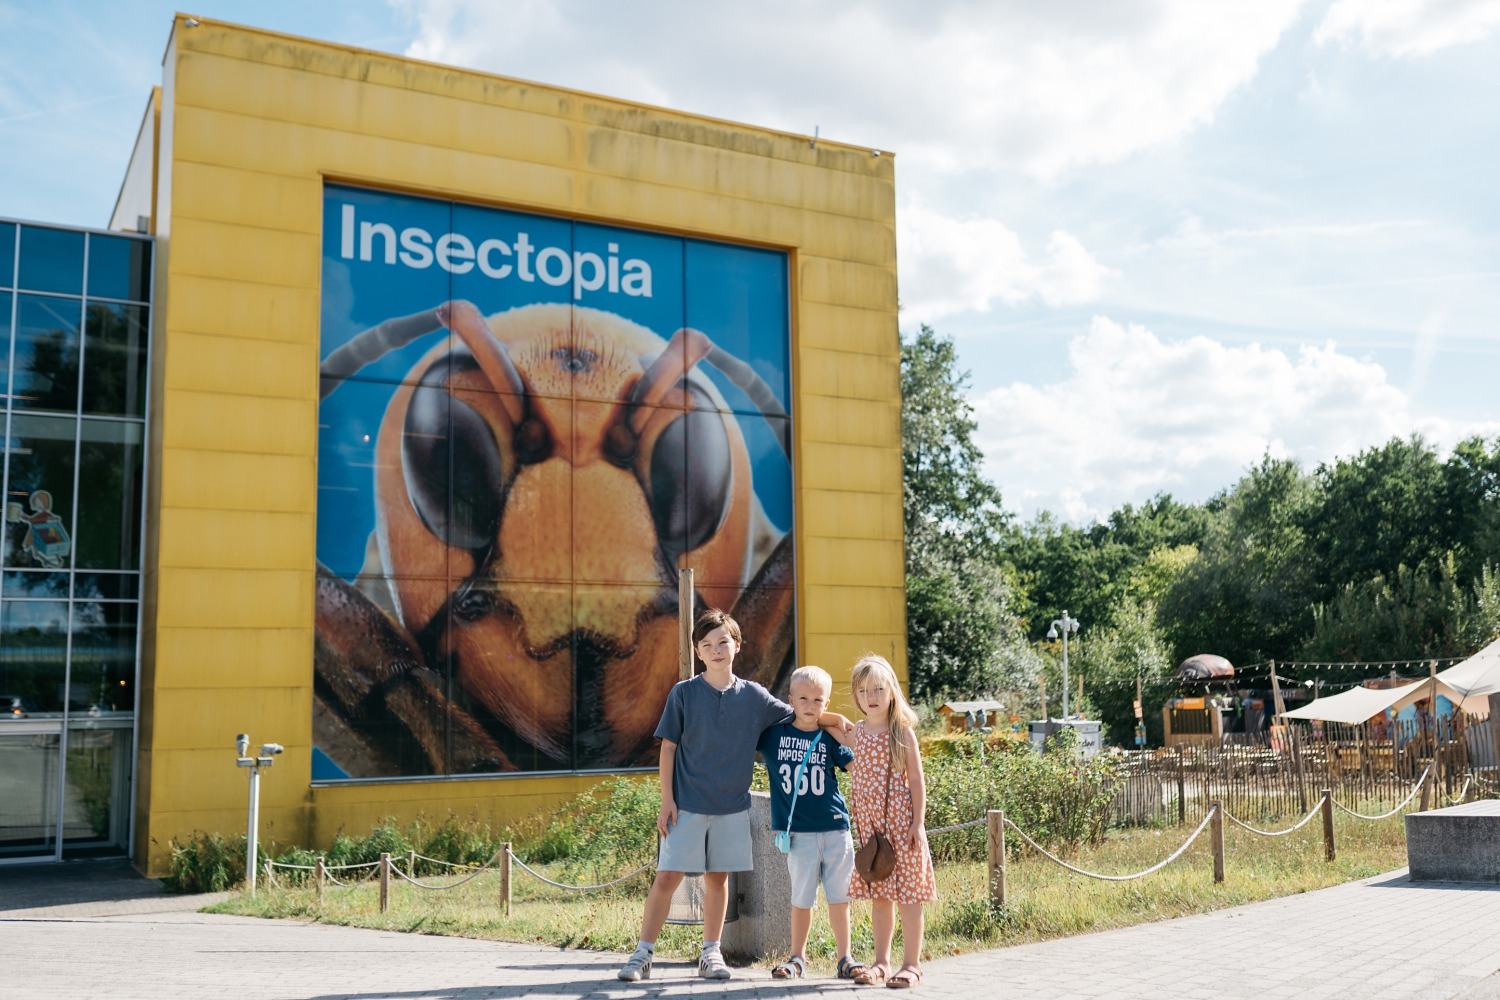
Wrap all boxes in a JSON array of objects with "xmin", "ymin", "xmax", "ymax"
[
  {"xmin": 1071, "ymin": 599, "xmax": 1175, "ymax": 746},
  {"xmin": 900, "ymin": 326, "xmax": 1037, "ymax": 699}
]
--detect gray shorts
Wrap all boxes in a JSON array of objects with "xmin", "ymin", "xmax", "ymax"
[
  {"xmin": 785, "ymin": 829, "xmax": 856, "ymax": 908},
  {"xmin": 659, "ymin": 809, "xmax": 754, "ymax": 873}
]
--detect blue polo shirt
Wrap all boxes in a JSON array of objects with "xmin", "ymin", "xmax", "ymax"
[
  {"xmin": 757, "ymin": 722, "xmax": 855, "ymax": 833},
  {"xmin": 655, "ymin": 674, "xmax": 792, "ymax": 815}
]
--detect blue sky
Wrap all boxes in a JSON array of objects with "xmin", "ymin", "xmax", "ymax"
[{"xmin": 4, "ymin": 0, "xmax": 1497, "ymax": 522}]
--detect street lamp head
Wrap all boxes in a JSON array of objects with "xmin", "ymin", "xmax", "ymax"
[
  {"xmin": 236, "ymin": 733, "xmax": 249, "ymax": 757},
  {"xmin": 1047, "ymin": 625, "xmax": 1059, "ymax": 640},
  {"xmin": 1069, "ymin": 619, "xmax": 1080, "ymax": 634}
]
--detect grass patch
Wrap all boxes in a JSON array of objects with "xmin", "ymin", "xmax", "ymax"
[{"xmin": 205, "ymin": 809, "xmax": 1408, "ymax": 971}]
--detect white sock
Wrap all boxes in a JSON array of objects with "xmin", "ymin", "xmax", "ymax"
[
  {"xmin": 703, "ymin": 940, "xmax": 721, "ymax": 954},
  {"xmin": 637, "ymin": 940, "xmax": 655, "ymax": 954}
]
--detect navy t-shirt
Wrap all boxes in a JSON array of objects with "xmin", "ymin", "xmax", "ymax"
[
  {"xmin": 757, "ymin": 721, "xmax": 855, "ymax": 833},
  {"xmin": 655, "ymin": 674, "xmax": 792, "ymax": 815}
]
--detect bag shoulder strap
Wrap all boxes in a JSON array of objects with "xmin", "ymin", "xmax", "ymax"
[{"xmin": 783, "ymin": 731, "xmax": 823, "ymax": 835}]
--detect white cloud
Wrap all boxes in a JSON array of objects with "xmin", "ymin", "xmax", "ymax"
[
  {"xmin": 1315, "ymin": 0, "xmax": 1500, "ymax": 57},
  {"xmin": 392, "ymin": 0, "xmax": 1305, "ymax": 177},
  {"xmin": 972, "ymin": 317, "xmax": 1439, "ymax": 522},
  {"xmin": 897, "ymin": 202, "xmax": 1112, "ymax": 323}
]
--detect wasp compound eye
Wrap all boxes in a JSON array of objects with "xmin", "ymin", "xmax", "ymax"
[
  {"xmin": 649, "ymin": 383, "xmax": 731, "ymax": 563},
  {"xmin": 403, "ymin": 357, "xmax": 505, "ymax": 551}
]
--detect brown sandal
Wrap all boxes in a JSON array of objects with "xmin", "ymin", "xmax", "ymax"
[
  {"xmin": 853, "ymin": 963, "xmax": 889, "ymax": 986},
  {"xmin": 887, "ymin": 965, "xmax": 923, "ymax": 989}
]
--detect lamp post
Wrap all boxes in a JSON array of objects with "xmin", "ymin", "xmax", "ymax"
[
  {"xmin": 1047, "ymin": 611, "xmax": 1081, "ymax": 719},
  {"xmin": 236, "ymin": 734, "xmax": 284, "ymax": 896}
]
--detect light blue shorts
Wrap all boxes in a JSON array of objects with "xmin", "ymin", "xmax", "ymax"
[
  {"xmin": 659, "ymin": 809, "xmax": 754, "ymax": 873},
  {"xmin": 785, "ymin": 829, "xmax": 856, "ymax": 909}
]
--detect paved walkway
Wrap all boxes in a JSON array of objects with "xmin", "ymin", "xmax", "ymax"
[{"xmin": 3, "ymin": 861, "xmax": 1500, "ymax": 999}]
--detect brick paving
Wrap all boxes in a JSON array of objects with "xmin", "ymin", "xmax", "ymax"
[{"xmin": 3, "ymin": 861, "xmax": 1499, "ymax": 999}]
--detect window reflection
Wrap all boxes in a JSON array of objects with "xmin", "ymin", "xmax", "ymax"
[
  {"xmin": 75, "ymin": 420, "xmax": 144, "ymax": 570},
  {"xmin": 0, "ymin": 599, "xmax": 69, "ymax": 714},
  {"xmin": 18, "ymin": 227, "xmax": 84, "ymax": 296},
  {"xmin": 73, "ymin": 573, "xmax": 138, "ymax": 601},
  {"xmin": 0, "ymin": 222, "xmax": 15, "ymax": 288},
  {"xmin": 14, "ymin": 294, "xmax": 82, "ymax": 412},
  {"xmin": 82, "ymin": 303, "xmax": 148, "ymax": 417},
  {"xmin": 1, "ymin": 290, "xmax": 10, "ymax": 397},
  {"xmin": 85, "ymin": 234, "xmax": 151, "ymax": 303},
  {"xmin": 69, "ymin": 602, "xmax": 137, "ymax": 713},
  {"xmin": 4, "ymin": 413, "xmax": 77, "ymax": 569},
  {"xmin": 0, "ymin": 733, "xmax": 59, "ymax": 859},
  {"xmin": 1, "ymin": 570, "xmax": 70, "ymax": 598}
]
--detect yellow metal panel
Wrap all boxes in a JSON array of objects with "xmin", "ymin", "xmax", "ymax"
[
  {"xmin": 798, "ymin": 395, "xmax": 901, "ymax": 448},
  {"xmin": 172, "ymin": 160, "xmax": 323, "ymax": 233},
  {"xmin": 169, "ymin": 216, "xmax": 319, "ymax": 288},
  {"xmin": 159, "ymin": 449, "xmax": 315, "ymax": 511},
  {"xmin": 798, "ymin": 301, "xmax": 899, "ymax": 354},
  {"xmin": 164, "ymin": 331, "xmax": 315, "ymax": 399},
  {"xmin": 168, "ymin": 274, "xmax": 319, "ymax": 343},
  {"xmin": 800, "ymin": 537, "xmax": 904, "ymax": 587},
  {"xmin": 799, "ymin": 348, "xmax": 901, "ymax": 401},
  {"xmin": 155, "ymin": 568, "xmax": 313, "ymax": 629},
  {"xmin": 150, "ymin": 686, "xmax": 307, "ymax": 751},
  {"xmin": 799, "ymin": 256, "xmax": 899, "ymax": 310},
  {"xmin": 798, "ymin": 441, "xmax": 903, "ymax": 494},
  {"xmin": 800, "ymin": 586, "xmax": 907, "ymax": 645},
  {"xmin": 158, "ymin": 508, "xmax": 313, "ymax": 570},
  {"xmin": 801, "ymin": 489, "xmax": 903, "ymax": 542},
  {"xmin": 174, "ymin": 50, "xmax": 576, "ymax": 169},
  {"xmin": 172, "ymin": 105, "xmax": 575, "ymax": 210},
  {"xmin": 161, "ymin": 391, "xmax": 317, "ymax": 456},
  {"xmin": 153, "ymin": 627, "xmax": 313, "ymax": 688}
]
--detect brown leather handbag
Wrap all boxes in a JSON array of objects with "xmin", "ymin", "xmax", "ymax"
[{"xmin": 854, "ymin": 767, "xmax": 897, "ymax": 883}]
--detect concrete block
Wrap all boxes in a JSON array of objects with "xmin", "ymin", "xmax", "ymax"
[
  {"xmin": 1406, "ymin": 800, "xmax": 1500, "ymax": 882},
  {"xmin": 722, "ymin": 791, "xmax": 792, "ymax": 960}
]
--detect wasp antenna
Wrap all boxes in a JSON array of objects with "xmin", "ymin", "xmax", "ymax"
[
  {"xmin": 704, "ymin": 344, "xmax": 790, "ymax": 456},
  {"xmin": 630, "ymin": 327, "xmax": 713, "ymax": 412},
  {"xmin": 319, "ymin": 307, "xmax": 444, "ymax": 399},
  {"xmin": 442, "ymin": 300, "xmax": 528, "ymax": 426}
]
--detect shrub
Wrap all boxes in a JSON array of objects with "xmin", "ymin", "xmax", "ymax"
[{"xmin": 163, "ymin": 831, "xmax": 262, "ymax": 893}]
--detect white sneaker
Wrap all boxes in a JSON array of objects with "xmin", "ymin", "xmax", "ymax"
[
  {"xmin": 699, "ymin": 950, "xmax": 732, "ymax": 980},
  {"xmin": 617, "ymin": 949, "xmax": 653, "ymax": 981}
]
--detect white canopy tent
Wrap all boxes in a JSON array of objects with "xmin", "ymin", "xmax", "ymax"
[
  {"xmin": 1281, "ymin": 637, "xmax": 1500, "ymax": 724},
  {"xmin": 1435, "ymin": 637, "xmax": 1500, "ymax": 714},
  {"xmin": 1281, "ymin": 677, "xmax": 1468, "ymax": 725}
]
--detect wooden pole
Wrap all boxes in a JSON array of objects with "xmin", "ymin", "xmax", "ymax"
[
  {"xmin": 314, "ymin": 856, "xmax": 325, "ymax": 903},
  {"xmin": 678, "ymin": 568, "xmax": 695, "ymax": 680},
  {"xmin": 407, "ymin": 849, "xmax": 417, "ymax": 878},
  {"xmin": 986, "ymin": 810, "xmax": 1006, "ymax": 910},
  {"xmin": 1321, "ymin": 789, "xmax": 1336, "ymax": 862},
  {"xmin": 1269, "ymin": 660, "xmax": 1287, "ymax": 719},
  {"xmin": 1210, "ymin": 801, "xmax": 1224, "ymax": 883},
  {"xmin": 379, "ymin": 852, "xmax": 391, "ymax": 912},
  {"xmin": 1428, "ymin": 660, "xmax": 1442, "ymax": 797},
  {"xmin": 1176, "ymin": 745, "xmax": 1186, "ymax": 825},
  {"xmin": 500, "ymin": 842, "xmax": 513, "ymax": 916}
]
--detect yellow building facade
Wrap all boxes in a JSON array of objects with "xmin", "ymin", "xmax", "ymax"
[{"xmin": 112, "ymin": 16, "xmax": 902, "ymax": 876}]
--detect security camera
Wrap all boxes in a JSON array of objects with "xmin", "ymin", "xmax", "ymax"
[
  {"xmin": 236, "ymin": 734, "xmax": 249, "ymax": 757},
  {"xmin": 261, "ymin": 743, "xmax": 284, "ymax": 755}
]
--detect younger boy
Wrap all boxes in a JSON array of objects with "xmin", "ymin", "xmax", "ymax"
[
  {"xmin": 757, "ymin": 665, "xmax": 862, "ymax": 981},
  {"xmin": 617, "ymin": 610, "xmax": 848, "ymax": 982}
]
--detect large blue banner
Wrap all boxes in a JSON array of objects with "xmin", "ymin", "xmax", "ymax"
[{"xmin": 313, "ymin": 184, "xmax": 795, "ymax": 777}]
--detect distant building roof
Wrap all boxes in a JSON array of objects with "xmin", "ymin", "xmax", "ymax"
[{"xmin": 939, "ymin": 701, "xmax": 1007, "ymax": 715}]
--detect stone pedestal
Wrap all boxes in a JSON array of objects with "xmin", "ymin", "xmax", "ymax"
[
  {"xmin": 721, "ymin": 791, "xmax": 790, "ymax": 960},
  {"xmin": 1406, "ymin": 799, "xmax": 1500, "ymax": 882}
]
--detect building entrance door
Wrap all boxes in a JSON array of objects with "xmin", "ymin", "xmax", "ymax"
[{"xmin": 0, "ymin": 717, "xmax": 132, "ymax": 863}]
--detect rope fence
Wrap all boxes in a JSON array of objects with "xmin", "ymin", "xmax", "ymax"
[{"xmin": 254, "ymin": 751, "xmax": 1474, "ymax": 919}]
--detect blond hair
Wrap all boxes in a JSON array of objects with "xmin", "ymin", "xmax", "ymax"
[
  {"xmin": 850, "ymin": 654, "xmax": 917, "ymax": 774},
  {"xmin": 788, "ymin": 665, "xmax": 833, "ymax": 697}
]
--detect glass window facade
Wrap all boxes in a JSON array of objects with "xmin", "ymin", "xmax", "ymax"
[{"xmin": 1, "ymin": 219, "xmax": 150, "ymax": 861}]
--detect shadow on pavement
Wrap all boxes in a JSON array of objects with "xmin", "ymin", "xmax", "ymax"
[
  {"xmin": 1367, "ymin": 872, "xmax": 1500, "ymax": 892},
  {"xmin": 0, "ymin": 858, "xmax": 168, "ymax": 911}
]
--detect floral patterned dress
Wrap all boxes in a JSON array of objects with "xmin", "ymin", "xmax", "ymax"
[{"xmin": 846, "ymin": 723, "xmax": 937, "ymax": 903}]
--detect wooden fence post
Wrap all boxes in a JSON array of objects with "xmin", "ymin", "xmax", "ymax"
[
  {"xmin": 1210, "ymin": 801, "xmax": 1224, "ymax": 884},
  {"xmin": 314, "ymin": 856, "xmax": 325, "ymax": 903},
  {"xmin": 986, "ymin": 811, "xmax": 1006, "ymax": 910},
  {"xmin": 407, "ymin": 849, "xmax": 417, "ymax": 878},
  {"xmin": 1176, "ymin": 746, "xmax": 1186, "ymax": 825},
  {"xmin": 379, "ymin": 852, "xmax": 391, "ymax": 912},
  {"xmin": 500, "ymin": 842, "xmax": 513, "ymax": 916},
  {"xmin": 1321, "ymin": 789, "xmax": 1335, "ymax": 862}
]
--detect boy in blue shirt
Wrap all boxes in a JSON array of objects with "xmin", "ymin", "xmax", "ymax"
[
  {"xmin": 757, "ymin": 665, "xmax": 863, "ymax": 981},
  {"xmin": 617, "ymin": 610, "xmax": 849, "ymax": 982}
]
